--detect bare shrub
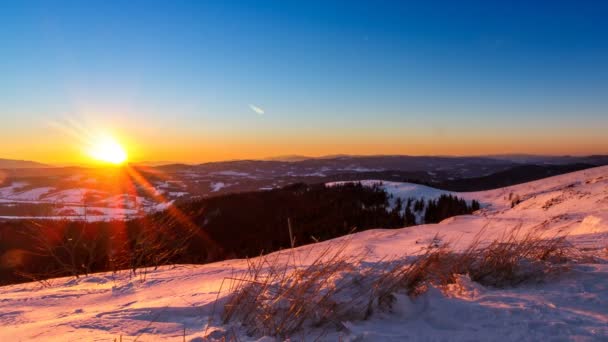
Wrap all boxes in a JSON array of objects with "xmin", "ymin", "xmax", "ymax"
[
  {"xmin": 108, "ymin": 212, "xmax": 200, "ymax": 282},
  {"xmin": 21, "ymin": 210, "xmax": 198, "ymax": 283},
  {"xmin": 23, "ymin": 220, "xmax": 111, "ymax": 281}
]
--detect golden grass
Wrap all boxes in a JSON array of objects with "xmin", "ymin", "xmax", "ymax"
[{"xmin": 214, "ymin": 226, "xmax": 574, "ymax": 339}]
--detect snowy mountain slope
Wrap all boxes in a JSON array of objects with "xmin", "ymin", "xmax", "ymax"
[
  {"xmin": 1, "ymin": 166, "xmax": 608, "ymax": 341},
  {"xmin": 328, "ymin": 179, "xmax": 453, "ymax": 202}
]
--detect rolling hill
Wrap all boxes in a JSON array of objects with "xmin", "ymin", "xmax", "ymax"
[{"xmin": 0, "ymin": 158, "xmax": 49, "ymax": 169}]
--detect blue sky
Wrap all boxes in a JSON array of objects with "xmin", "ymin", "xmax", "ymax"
[{"xmin": 1, "ymin": 1, "xmax": 607, "ymax": 163}]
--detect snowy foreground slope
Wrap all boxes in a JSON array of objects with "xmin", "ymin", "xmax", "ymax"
[{"xmin": 1, "ymin": 167, "xmax": 608, "ymax": 341}]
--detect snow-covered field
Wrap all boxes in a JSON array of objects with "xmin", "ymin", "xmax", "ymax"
[
  {"xmin": 1, "ymin": 167, "xmax": 608, "ymax": 341},
  {"xmin": 0, "ymin": 182, "xmax": 176, "ymax": 221}
]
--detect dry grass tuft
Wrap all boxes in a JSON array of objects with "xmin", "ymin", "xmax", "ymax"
[
  {"xmin": 216, "ymin": 226, "xmax": 574, "ymax": 339},
  {"xmin": 219, "ymin": 239, "xmax": 375, "ymax": 338},
  {"xmin": 362, "ymin": 226, "xmax": 572, "ymax": 311},
  {"xmin": 438, "ymin": 226, "xmax": 572, "ymax": 287}
]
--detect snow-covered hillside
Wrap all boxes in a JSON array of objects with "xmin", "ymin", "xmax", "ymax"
[
  {"xmin": 328, "ymin": 179, "xmax": 478, "ymax": 223},
  {"xmin": 329, "ymin": 179, "xmax": 453, "ymax": 201},
  {"xmin": 1, "ymin": 167, "xmax": 608, "ymax": 341},
  {"xmin": 0, "ymin": 183, "xmax": 172, "ymax": 221}
]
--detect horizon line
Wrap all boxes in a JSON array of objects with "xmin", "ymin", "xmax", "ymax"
[{"xmin": 3, "ymin": 152, "xmax": 608, "ymax": 168}]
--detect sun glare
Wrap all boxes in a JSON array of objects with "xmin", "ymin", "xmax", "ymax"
[{"xmin": 88, "ymin": 136, "xmax": 128, "ymax": 165}]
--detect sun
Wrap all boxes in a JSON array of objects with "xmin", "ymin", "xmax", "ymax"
[{"xmin": 88, "ymin": 136, "xmax": 128, "ymax": 165}]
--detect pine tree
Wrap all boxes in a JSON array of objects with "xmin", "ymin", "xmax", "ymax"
[{"xmin": 471, "ymin": 200, "xmax": 480, "ymax": 211}]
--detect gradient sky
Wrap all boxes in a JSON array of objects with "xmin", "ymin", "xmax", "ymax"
[{"xmin": 1, "ymin": 0, "xmax": 607, "ymax": 164}]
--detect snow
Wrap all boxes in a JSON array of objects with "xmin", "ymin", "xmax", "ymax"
[
  {"xmin": 156, "ymin": 181, "xmax": 171, "ymax": 189},
  {"xmin": 0, "ymin": 186, "xmax": 103, "ymax": 204},
  {"xmin": 210, "ymin": 182, "xmax": 226, "ymax": 192},
  {"xmin": 150, "ymin": 200, "xmax": 174, "ymax": 212},
  {"xmin": 0, "ymin": 181, "xmax": 28, "ymax": 197},
  {"xmin": 1, "ymin": 166, "xmax": 608, "ymax": 340},
  {"xmin": 0, "ymin": 206, "xmax": 140, "ymax": 222},
  {"xmin": 45, "ymin": 188, "xmax": 87, "ymax": 203},
  {"xmin": 329, "ymin": 179, "xmax": 452, "ymax": 202},
  {"xmin": 339, "ymin": 267, "xmax": 608, "ymax": 340},
  {"xmin": 212, "ymin": 170, "xmax": 251, "ymax": 177},
  {"xmin": 341, "ymin": 165, "xmax": 384, "ymax": 172},
  {"xmin": 571, "ymin": 214, "xmax": 608, "ymax": 235},
  {"xmin": 297, "ymin": 172, "xmax": 326, "ymax": 177},
  {"xmin": 4, "ymin": 186, "xmax": 55, "ymax": 201},
  {"xmin": 44, "ymin": 188, "xmax": 109, "ymax": 203},
  {"xmin": 0, "ymin": 183, "xmax": 172, "ymax": 221}
]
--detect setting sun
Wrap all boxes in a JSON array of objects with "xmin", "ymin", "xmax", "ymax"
[{"xmin": 87, "ymin": 136, "xmax": 128, "ymax": 165}]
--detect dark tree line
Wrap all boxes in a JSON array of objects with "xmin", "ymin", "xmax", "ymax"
[{"xmin": 423, "ymin": 195, "xmax": 480, "ymax": 224}]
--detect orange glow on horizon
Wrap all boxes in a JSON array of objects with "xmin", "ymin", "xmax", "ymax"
[{"xmin": 2, "ymin": 117, "xmax": 606, "ymax": 165}]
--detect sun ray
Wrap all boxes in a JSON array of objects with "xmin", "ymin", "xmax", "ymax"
[{"xmin": 124, "ymin": 166, "xmax": 219, "ymax": 248}]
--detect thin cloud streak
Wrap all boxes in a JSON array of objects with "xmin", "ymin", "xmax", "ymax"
[{"xmin": 249, "ymin": 104, "xmax": 265, "ymax": 115}]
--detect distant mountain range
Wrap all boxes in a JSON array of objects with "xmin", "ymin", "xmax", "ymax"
[
  {"xmin": 263, "ymin": 154, "xmax": 353, "ymax": 162},
  {"xmin": 2, "ymin": 154, "xmax": 608, "ymax": 170},
  {"xmin": 483, "ymin": 154, "xmax": 608, "ymax": 165},
  {"xmin": 432, "ymin": 163, "xmax": 595, "ymax": 191},
  {"xmin": 0, "ymin": 158, "xmax": 49, "ymax": 169}
]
